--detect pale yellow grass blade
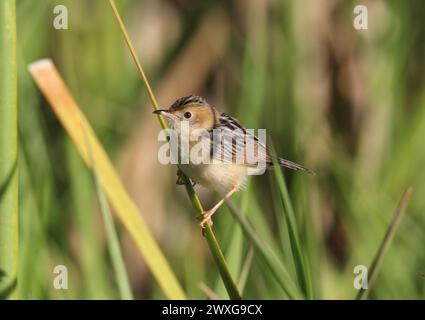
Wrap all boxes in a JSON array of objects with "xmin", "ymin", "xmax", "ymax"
[{"xmin": 28, "ymin": 59, "xmax": 186, "ymax": 300}]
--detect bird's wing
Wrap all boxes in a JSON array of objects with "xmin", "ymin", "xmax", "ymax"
[
  {"xmin": 210, "ymin": 113, "xmax": 315, "ymax": 174},
  {"xmin": 210, "ymin": 113, "xmax": 270, "ymax": 167}
]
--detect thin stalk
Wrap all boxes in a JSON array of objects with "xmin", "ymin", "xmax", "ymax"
[
  {"xmin": 82, "ymin": 126, "xmax": 133, "ymax": 300},
  {"xmin": 237, "ymin": 247, "xmax": 254, "ymax": 293},
  {"xmin": 0, "ymin": 0, "xmax": 18, "ymax": 299},
  {"xmin": 182, "ymin": 175, "xmax": 241, "ymax": 300},
  {"xmin": 108, "ymin": 0, "xmax": 241, "ymax": 300},
  {"xmin": 198, "ymin": 283, "xmax": 220, "ymax": 300},
  {"xmin": 356, "ymin": 187, "xmax": 413, "ymax": 300},
  {"xmin": 272, "ymin": 161, "xmax": 313, "ymax": 299}
]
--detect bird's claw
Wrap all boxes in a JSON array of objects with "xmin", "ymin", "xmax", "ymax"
[
  {"xmin": 176, "ymin": 169, "xmax": 185, "ymax": 185},
  {"xmin": 176, "ymin": 169, "xmax": 196, "ymax": 186},
  {"xmin": 200, "ymin": 211, "xmax": 214, "ymax": 229}
]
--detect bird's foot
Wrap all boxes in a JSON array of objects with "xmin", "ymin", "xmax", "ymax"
[
  {"xmin": 200, "ymin": 210, "xmax": 214, "ymax": 229},
  {"xmin": 176, "ymin": 169, "xmax": 185, "ymax": 185},
  {"xmin": 176, "ymin": 169, "xmax": 196, "ymax": 187}
]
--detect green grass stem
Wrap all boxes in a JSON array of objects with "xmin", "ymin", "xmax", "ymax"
[
  {"xmin": 356, "ymin": 187, "xmax": 413, "ymax": 300},
  {"xmin": 108, "ymin": 0, "xmax": 241, "ymax": 300},
  {"xmin": 82, "ymin": 125, "xmax": 134, "ymax": 300}
]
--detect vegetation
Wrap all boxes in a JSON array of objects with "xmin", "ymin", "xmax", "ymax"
[{"xmin": 6, "ymin": 0, "xmax": 425, "ymax": 299}]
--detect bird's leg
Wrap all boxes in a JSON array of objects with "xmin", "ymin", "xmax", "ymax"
[
  {"xmin": 200, "ymin": 186, "xmax": 238, "ymax": 228},
  {"xmin": 176, "ymin": 168, "xmax": 196, "ymax": 186}
]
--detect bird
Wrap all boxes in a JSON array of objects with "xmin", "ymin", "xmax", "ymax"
[{"xmin": 153, "ymin": 95, "xmax": 315, "ymax": 228}]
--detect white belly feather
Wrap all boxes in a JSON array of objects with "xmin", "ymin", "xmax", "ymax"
[{"xmin": 180, "ymin": 163, "xmax": 247, "ymax": 194}]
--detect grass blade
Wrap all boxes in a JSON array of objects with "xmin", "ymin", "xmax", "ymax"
[
  {"xmin": 272, "ymin": 161, "xmax": 313, "ymax": 298},
  {"xmin": 356, "ymin": 187, "xmax": 413, "ymax": 300},
  {"xmin": 108, "ymin": 0, "xmax": 241, "ymax": 300},
  {"xmin": 198, "ymin": 283, "xmax": 221, "ymax": 300},
  {"xmin": 0, "ymin": 0, "xmax": 18, "ymax": 299},
  {"xmin": 237, "ymin": 247, "xmax": 254, "ymax": 293},
  {"xmin": 82, "ymin": 126, "xmax": 133, "ymax": 300},
  {"xmin": 226, "ymin": 200, "xmax": 303, "ymax": 299},
  {"xmin": 28, "ymin": 59, "xmax": 186, "ymax": 300},
  {"xmin": 66, "ymin": 143, "xmax": 113, "ymax": 298},
  {"xmin": 92, "ymin": 162, "xmax": 134, "ymax": 299}
]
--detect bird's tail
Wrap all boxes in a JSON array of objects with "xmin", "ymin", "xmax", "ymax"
[{"xmin": 277, "ymin": 157, "xmax": 316, "ymax": 175}]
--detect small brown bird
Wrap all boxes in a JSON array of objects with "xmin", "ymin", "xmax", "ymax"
[{"xmin": 154, "ymin": 95, "xmax": 314, "ymax": 227}]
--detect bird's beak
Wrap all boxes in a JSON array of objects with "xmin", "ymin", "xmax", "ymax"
[
  {"xmin": 153, "ymin": 109, "xmax": 177, "ymax": 123},
  {"xmin": 153, "ymin": 109, "xmax": 175, "ymax": 121},
  {"xmin": 152, "ymin": 109, "xmax": 169, "ymax": 116}
]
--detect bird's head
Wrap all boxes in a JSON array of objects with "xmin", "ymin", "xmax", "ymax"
[{"xmin": 153, "ymin": 95, "xmax": 218, "ymax": 132}]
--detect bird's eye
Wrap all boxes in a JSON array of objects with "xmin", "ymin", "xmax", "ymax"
[{"xmin": 183, "ymin": 111, "xmax": 192, "ymax": 119}]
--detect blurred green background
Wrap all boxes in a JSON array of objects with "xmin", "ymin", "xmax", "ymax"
[{"xmin": 15, "ymin": 0, "xmax": 425, "ymax": 299}]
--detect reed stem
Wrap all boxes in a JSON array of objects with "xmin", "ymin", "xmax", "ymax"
[
  {"xmin": 82, "ymin": 126, "xmax": 134, "ymax": 300},
  {"xmin": 108, "ymin": 0, "xmax": 241, "ymax": 300}
]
